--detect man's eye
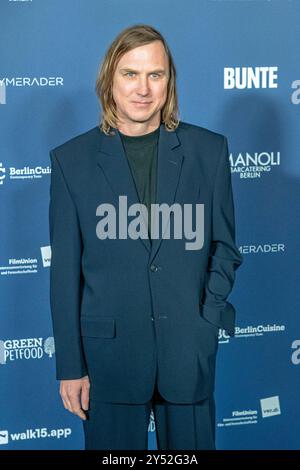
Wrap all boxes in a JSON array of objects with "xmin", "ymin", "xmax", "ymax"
[{"xmin": 124, "ymin": 72, "xmax": 160, "ymax": 78}]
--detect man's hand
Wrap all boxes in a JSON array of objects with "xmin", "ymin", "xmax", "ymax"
[{"xmin": 59, "ymin": 375, "xmax": 90, "ymax": 420}]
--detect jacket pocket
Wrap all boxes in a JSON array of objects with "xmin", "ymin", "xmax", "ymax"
[{"xmin": 80, "ymin": 316, "xmax": 116, "ymax": 338}]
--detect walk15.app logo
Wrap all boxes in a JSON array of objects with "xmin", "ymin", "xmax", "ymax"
[
  {"xmin": 0, "ymin": 427, "xmax": 72, "ymax": 446},
  {"xmin": 0, "ymin": 336, "xmax": 55, "ymax": 365}
]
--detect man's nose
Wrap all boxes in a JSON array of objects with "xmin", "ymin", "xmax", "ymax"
[{"xmin": 136, "ymin": 77, "xmax": 150, "ymax": 95}]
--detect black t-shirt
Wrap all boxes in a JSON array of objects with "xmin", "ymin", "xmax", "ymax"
[{"xmin": 119, "ymin": 126, "xmax": 160, "ymax": 241}]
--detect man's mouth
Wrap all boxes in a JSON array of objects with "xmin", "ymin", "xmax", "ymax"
[{"xmin": 132, "ymin": 101, "xmax": 152, "ymax": 106}]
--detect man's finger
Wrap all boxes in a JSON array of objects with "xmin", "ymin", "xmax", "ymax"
[
  {"xmin": 69, "ymin": 395, "xmax": 87, "ymax": 420},
  {"xmin": 60, "ymin": 391, "xmax": 72, "ymax": 412},
  {"xmin": 61, "ymin": 398, "xmax": 69, "ymax": 410},
  {"xmin": 81, "ymin": 387, "xmax": 90, "ymax": 411},
  {"xmin": 75, "ymin": 408, "xmax": 87, "ymax": 420}
]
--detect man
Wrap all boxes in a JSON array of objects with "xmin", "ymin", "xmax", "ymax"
[{"xmin": 49, "ymin": 24, "xmax": 243, "ymax": 450}]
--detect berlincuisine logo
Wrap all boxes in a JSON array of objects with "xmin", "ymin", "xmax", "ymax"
[
  {"xmin": 0, "ymin": 162, "xmax": 51, "ymax": 184},
  {"xmin": 219, "ymin": 322, "xmax": 286, "ymax": 345}
]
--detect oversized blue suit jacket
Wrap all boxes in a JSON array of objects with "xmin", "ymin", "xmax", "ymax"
[{"xmin": 49, "ymin": 120, "xmax": 243, "ymax": 404}]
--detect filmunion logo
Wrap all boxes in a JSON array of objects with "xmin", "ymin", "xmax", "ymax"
[
  {"xmin": 95, "ymin": 196, "xmax": 204, "ymax": 250},
  {"xmin": 0, "ymin": 257, "xmax": 38, "ymax": 276},
  {"xmin": 218, "ymin": 397, "xmax": 281, "ymax": 428},
  {"xmin": 218, "ymin": 409, "xmax": 258, "ymax": 428},
  {"xmin": 224, "ymin": 66, "xmax": 278, "ymax": 89},
  {"xmin": 0, "ymin": 337, "xmax": 55, "ymax": 365},
  {"xmin": 260, "ymin": 396, "xmax": 281, "ymax": 418}
]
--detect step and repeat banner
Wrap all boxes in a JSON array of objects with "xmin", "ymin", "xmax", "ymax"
[{"xmin": 1, "ymin": 0, "xmax": 299, "ymax": 450}]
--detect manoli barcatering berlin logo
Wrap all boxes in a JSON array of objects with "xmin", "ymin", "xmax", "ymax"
[
  {"xmin": 230, "ymin": 150, "xmax": 280, "ymax": 179},
  {"xmin": 95, "ymin": 196, "xmax": 204, "ymax": 251}
]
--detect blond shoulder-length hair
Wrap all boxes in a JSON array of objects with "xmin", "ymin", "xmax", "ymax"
[{"xmin": 95, "ymin": 24, "xmax": 180, "ymax": 135}]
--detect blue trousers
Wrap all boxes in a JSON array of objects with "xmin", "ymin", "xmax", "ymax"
[{"xmin": 83, "ymin": 374, "xmax": 216, "ymax": 450}]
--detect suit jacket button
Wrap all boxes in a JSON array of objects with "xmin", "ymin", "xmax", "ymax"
[{"xmin": 150, "ymin": 264, "xmax": 158, "ymax": 272}]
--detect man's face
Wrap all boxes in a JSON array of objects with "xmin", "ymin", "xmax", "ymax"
[{"xmin": 112, "ymin": 40, "xmax": 169, "ymax": 130}]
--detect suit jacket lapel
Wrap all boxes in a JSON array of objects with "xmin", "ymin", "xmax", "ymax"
[
  {"xmin": 95, "ymin": 122, "xmax": 184, "ymax": 260},
  {"xmin": 150, "ymin": 124, "xmax": 184, "ymax": 263}
]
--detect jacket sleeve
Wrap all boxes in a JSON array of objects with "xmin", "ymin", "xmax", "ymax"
[
  {"xmin": 200, "ymin": 136, "xmax": 243, "ymax": 337},
  {"xmin": 49, "ymin": 149, "xmax": 88, "ymax": 380}
]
